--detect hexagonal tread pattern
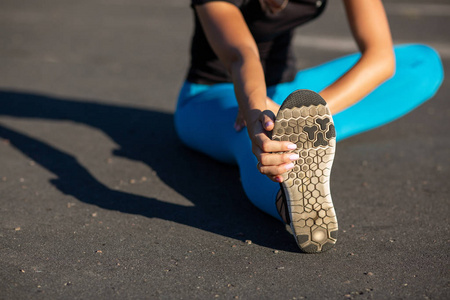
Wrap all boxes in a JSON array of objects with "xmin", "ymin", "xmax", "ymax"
[{"xmin": 273, "ymin": 90, "xmax": 338, "ymax": 253}]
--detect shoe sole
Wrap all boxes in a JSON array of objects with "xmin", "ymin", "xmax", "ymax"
[{"xmin": 272, "ymin": 89, "xmax": 338, "ymax": 253}]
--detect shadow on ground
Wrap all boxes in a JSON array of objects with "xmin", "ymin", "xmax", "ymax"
[{"xmin": 0, "ymin": 90, "xmax": 299, "ymax": 252}]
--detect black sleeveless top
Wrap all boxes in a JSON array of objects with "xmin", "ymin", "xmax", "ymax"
[{"xmin": 187, "ymin": 0, "xmax": 327, "ymax": 86}]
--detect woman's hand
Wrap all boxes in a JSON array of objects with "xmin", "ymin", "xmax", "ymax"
[
  {"xmin": 235, "ymin": 98, "xmax": 295, "ymax": 182},
  {"xmin": 245, "ymin": 109, "xmax": 298, "ymax": 183}
]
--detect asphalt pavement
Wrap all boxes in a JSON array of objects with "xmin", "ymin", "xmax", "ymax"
[{"xmin": 0, "ymin": 0, "xmax": 449, "ymax": 299}]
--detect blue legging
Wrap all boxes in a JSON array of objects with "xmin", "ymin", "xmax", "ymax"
[{"xmin": 174, "ymin": 44, "xmax": 443, "ymax": 220}]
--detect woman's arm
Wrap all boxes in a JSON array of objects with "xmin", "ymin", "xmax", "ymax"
[
  {"xmin": 320, "ymin": 0, "xmax": 395, "ymax": 114},
  {"xmin": 195, "ymin": 2, "xmax": 298, "ymax": 182}
]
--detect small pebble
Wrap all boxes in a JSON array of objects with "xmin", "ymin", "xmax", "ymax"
[
  {"xmin": 15, "ymin": 227, "xmax": 21, "ymax": 231},
  {"xmin": 245, "ymin": 240, "xmax": 252, "ymax": 245},
  {"xmin": 273, "ymin": 250, "xmax": 279, "ymax": 254}
]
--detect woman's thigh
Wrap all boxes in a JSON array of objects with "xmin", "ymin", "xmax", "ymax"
[{"xmin": 175, "ymin": 82, "xmax": 248, "ymax": 164}]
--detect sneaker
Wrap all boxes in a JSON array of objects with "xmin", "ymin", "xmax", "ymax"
[{"xmin": 273, "ymin": 89, "xmax": 338, "ymax": 253}]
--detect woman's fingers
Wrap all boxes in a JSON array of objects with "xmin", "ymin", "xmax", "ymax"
[
  {"xmin": 254, "ymin": 134, "xmax": 297, "ymax": 154},
  {"xmin": 258, "ymin": 161, "xmax": 295, "ymax": 176},
  {"xmin": 259, "ymin": 151, "xmax": 299, "ymax": 166},
  {"xmin": 260, "ymin": 109, "xmax": 275, "ymax": 131},
  {"xmin": 253, "ymin": 142, "xmax": 298, "ymax": 181},
  {"xmin": 271, "ymin": 175, "xmax": 284, "ymax": 183},
  {"xmin": 234, "ymin": 109, "xmax": 246, "ymax": 131}
]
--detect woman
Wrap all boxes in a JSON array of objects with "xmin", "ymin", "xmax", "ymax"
[{"xmin": 174, "ymin": 0, "xmax": 443, "ymax": 252}]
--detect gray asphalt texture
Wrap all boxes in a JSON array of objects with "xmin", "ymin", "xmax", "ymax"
[{"xmin": 0, "ymin": 0, "xmax": 449, "ymax": 299}]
